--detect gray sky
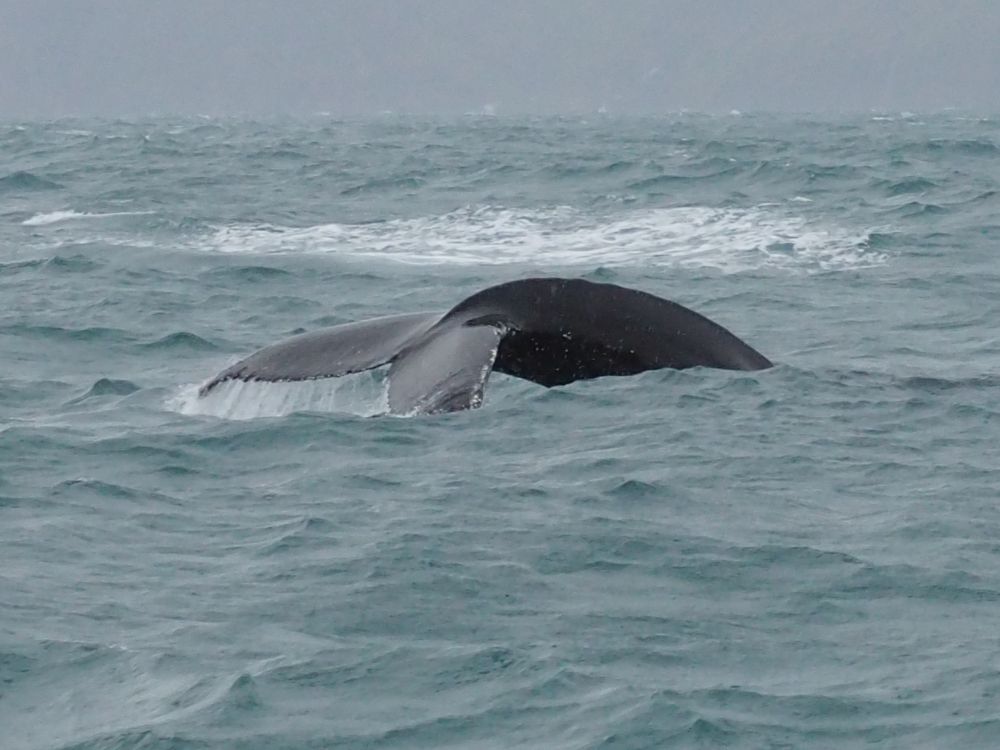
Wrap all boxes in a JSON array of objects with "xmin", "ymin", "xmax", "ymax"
[{"xmin": 2, "ymin": 0, "xmax": 999, "ymax": 117}]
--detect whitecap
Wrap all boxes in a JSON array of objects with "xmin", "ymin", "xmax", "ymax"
[
  {"xmin": 201, "ymin": 205, "xmax": 887, "ymax": 273},
  {"xmin": 22, "ymin": 209, "xmax": 154, "ymax": 227}
]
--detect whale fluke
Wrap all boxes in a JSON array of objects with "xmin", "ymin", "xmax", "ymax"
[
  {"xmin": 199, "ymin": 278, "xmax": 772, "ymax": 414},
  {"xmin": 199, "ymin": 312, "xmax": 438, "ymax": 395}
]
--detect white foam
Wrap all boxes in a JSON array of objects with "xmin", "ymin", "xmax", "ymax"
[
  {"xmin": 203, "ymin": 205, "xmax": 885, "ymax": 273},
  {"xmin": 168, "ymin": 371, "xmax": 389, "ymax": 420},
  {"xmin": 22, "ymin": 210, "xmax": 153, "ymax": 226}
]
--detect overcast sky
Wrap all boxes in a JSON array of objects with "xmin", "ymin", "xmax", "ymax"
[{"xmin": 2, "ymin": 0, "xmax": 998, "ymax": 117}]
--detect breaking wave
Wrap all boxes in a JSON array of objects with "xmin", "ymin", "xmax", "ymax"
[{"xmin": 22, "ymin": 209, "xmax": 155, "ymax": 226}]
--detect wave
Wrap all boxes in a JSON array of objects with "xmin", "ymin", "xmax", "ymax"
[
  {"xmin": 0, "ymin": 323, "xmax": 131, "ymax": 343},
  {"xmin": 0, "ymin": 254, "xmax": 100, "ymax": 275},
  {"xmin": 202, "ymin": 264, "xmax": 295, "ymax": 283},
  {"xmin": 141, "ymin": 332, "xmax": 218, "ymax": 352},
  {"xmin": 21, "ymin": 209, "xmax": 154, "ymax": 226},
  {"xmin": 203, "ymin": 205, "xmax": 885, "ymax": 273},
  {"xmin": 883, "ymin": 177, "xmax": 938, "ymax": 196},
  {"xmin": 0, "ymin": 170, "xmax": 62, "ymax": 192},
  {"xmin": 69, "ymin": 378, "xmax": 141, "ymax": 403},
  {"xmin": 340, "ymin": 175, "xmax": 426, "ymax": 196}
]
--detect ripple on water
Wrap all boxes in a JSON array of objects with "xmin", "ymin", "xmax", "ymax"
[{"xmin": 5, "ymin": 114, "xmax": 1000, "ymax": 750}]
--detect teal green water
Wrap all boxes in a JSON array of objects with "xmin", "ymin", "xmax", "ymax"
[{"xmin": 3, "ymin": 114, "xmax": 1000, "ymax": 749}]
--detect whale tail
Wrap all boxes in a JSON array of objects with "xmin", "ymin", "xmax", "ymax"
[{"xmin": 199, "ymin": 278, "xmax": 772, "ymax": 414}]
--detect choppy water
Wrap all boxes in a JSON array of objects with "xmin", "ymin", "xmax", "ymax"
[{"xmin": 3, "ymin": 113, "xmax": 1000, "ymax": 749}]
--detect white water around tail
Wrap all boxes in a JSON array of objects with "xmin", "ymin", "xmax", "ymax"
[{"xmin": 170, "ymin": 371, "xmax": 390, "ymax": 420}]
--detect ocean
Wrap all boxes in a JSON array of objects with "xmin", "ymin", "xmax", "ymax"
[{"xmin": 2, "ymin": 113, "xmax": 999, "ymax": 749}]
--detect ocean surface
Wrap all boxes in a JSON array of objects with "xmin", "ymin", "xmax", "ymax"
[{"xmin": 2, "ymin": 113, "xmax": 999, "ymax": 749}]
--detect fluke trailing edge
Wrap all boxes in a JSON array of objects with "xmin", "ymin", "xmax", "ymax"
[{"xmin": 199, "ymin": 278, "xmax": 772, "ymax": 414}]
